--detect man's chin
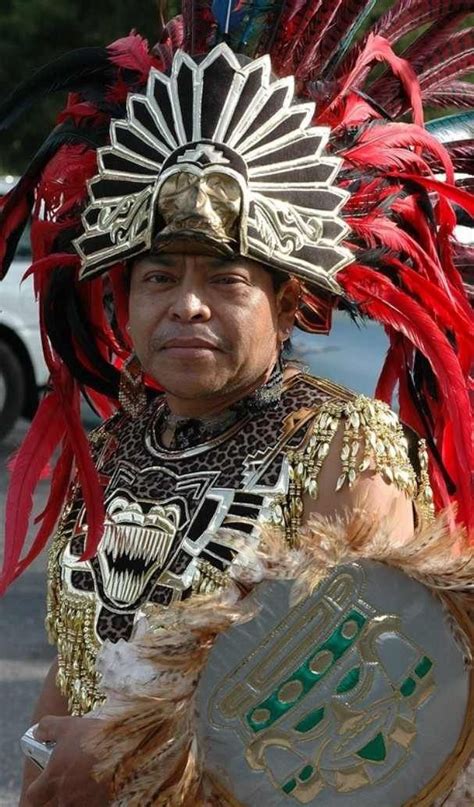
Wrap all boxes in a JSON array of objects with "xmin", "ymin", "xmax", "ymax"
[
  {"xmin": 159, "ymin": 381, "xmax": 229, "ymax": 401},
  {"xmin": 150, "ymin": 363, "xmax": 229, "ymax": 400}
]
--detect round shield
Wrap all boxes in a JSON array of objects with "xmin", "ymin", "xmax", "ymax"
[{"xmin": 196, "ymin": 560, "xmax": 473, "ymax": 806}]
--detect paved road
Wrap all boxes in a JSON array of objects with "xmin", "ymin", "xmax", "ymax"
[{"xmin": 0, "ymin": 315, "xmax": 387, "ymax": 804}]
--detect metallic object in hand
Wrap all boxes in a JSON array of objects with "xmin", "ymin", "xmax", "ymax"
[{"xmin": 20, "ymin": 724, "xmax": 55, "ymax": 770}]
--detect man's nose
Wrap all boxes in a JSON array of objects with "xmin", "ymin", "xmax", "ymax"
[{"xmin": 168, "ymin": 286, "xmax": 211, "ymax": 322}]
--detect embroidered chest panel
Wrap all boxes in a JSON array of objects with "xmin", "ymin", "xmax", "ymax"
[{"xmin": 50, "ymin": 375, "xmax": 347, "ymax": 662}]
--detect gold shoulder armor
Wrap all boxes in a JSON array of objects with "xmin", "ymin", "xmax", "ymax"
[
  {"xmin": 278, "ymin": 394, "xmax": 435, "ymax": 546},
  {"xmin": 306, "ymin": 395, "xmax": 417, "ymax": 498}
]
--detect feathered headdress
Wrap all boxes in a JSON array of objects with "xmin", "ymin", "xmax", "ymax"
[{"xmin": 0, "ymin": 1, "xmax": 473, "ymax": 592}]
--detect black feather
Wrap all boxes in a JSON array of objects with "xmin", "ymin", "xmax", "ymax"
[
  {"xmin": 0, "ymin": 121, "xmax": 109, "ymax": 278},
  {"xmin": 0, "ymin": 191, "xmax": 34, "ymax": 278},
  {"xmin": 44, "ymin": 266, "xmax": 119, "ymax": 396},
  {"xmin": 0, "ymin": 48, "xmax": 113, "ymax": 131}
]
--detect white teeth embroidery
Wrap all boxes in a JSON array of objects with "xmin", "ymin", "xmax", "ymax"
[{"xmin": 97, "ymin": 497, "xmax": 180, "ymax": 605}]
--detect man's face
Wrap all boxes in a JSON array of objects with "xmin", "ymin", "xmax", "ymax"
[{"xmin": 128, "ymin": 252, "xmax": 297, "ymax": 401}]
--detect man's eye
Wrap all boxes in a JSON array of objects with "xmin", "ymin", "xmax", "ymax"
[
  {"xmin": 145, "ymin": 273, "xmax": 175, "ymax": 284},
  {"xmin": 213, "ymin": 275, "xmax": 244, "ymax": 285}
]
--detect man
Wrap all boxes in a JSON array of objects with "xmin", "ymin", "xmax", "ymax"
[
  {"xmin": 0, "ymin": 2, "xmax": 471, "ymax": 805},
  {"xmin": 23, "ymin": 249, "xmax": 419, "ymax": 806}
]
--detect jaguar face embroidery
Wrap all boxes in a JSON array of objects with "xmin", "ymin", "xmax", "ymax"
[
  {"xmin": 62, "ymin": 491, "xmax": 186, "ymax": 611},
  {"xmin": 95, "ymin": 496, "xmax": 181, "ymax": 607}
]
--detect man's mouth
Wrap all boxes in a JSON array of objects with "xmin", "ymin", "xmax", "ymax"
[{"xmin": 162, "ymin": 338, "xmax": 219, "ymax": 350}]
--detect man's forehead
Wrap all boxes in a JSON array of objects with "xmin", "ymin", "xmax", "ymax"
[{"xmin": 132, "ymin": 252, "xmax": 263, "ymax": 273}]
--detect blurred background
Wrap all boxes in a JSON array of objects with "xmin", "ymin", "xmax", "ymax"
[
  {"xmin": 0, "ymin": 1, "xmax": 163, "ymax": 175},
  {"xmin": 0, "ymin": 1, "xmax": 472, "ymax": 804}
]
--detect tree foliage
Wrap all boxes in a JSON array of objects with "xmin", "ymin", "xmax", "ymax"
[{"xmin": 0, "ymin": 0, "xmax": 162, "ymax": 172}]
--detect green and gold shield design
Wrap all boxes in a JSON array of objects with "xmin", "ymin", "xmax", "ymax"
[{"xmin": 196, "ymin": 560, "xmax": 473, "ymax": 806}]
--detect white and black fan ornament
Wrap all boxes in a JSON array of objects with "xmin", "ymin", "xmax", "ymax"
[{"xmin": 74, "ymin": 44, "xmax": 353, "ymax": 293}]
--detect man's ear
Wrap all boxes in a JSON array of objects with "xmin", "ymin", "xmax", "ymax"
[{"xmin": 277, "ymin": 277, "xmax": 300, "ymax": 336}]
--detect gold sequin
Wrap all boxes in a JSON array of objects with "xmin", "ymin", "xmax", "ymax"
[
  {"xmin": 192, "ymin": 559, "xmax": 229, "ymax": 595},
  {"xmin": 46, "ymin": 440, "xmax": 108, "ymax": 715}
]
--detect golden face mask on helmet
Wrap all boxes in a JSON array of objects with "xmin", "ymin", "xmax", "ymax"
[
  {"xmin": 156, "ymin": 166, "xmax": 243, "ymax": 252},
  {"xmin": 74, "ymin": 44, "xmax": 353, "ymax": 293}
]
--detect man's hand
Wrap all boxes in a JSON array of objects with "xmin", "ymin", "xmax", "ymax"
[{"xmin": 25, "ymin": 715, "xmax": 111, "ymax": 807}]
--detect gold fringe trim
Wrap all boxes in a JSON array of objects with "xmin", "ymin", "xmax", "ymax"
[
  {"xmin": 46, "ymin": 424, "xmax": 118, "ymax": 714},
  {"xmin": 46, "ymin": 493, "xmax": 102, "ymax": 715},
  {"xmin": 85, "ymin": 511, "xmax": 474, "ymax": 806},
  {"xmin": 304, "ymin": 395, "xmax": 417, "ymax": 497},
  {"xmin": 272, "ymin": 394, "xmax": 435, "ymax": 547}
]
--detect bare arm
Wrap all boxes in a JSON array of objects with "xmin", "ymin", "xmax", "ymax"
[{"xmin": 19, "ymin": 656, "xmax": 69, "ymax": 806}]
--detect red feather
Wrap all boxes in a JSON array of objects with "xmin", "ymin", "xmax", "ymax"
[
  {"xmin": 346, "ymin": 215, "xmax": 454, "ymax": 294},
  {"xmin": 107, "ymin": 33, "xmax": 153, "ymax": 82},
  {"xmin": 317, "ymin": 0, "xmax": 379, "ymax": 75},
  {"xmin": 182, "ymin": 1, "xmax": 216, "ymax": 55},
  {"xmin": 390, "ymin": 195, "xmax": 462, "ymax": 293},
  {"xmin": 390, "ymin": 195, "xmax": 439, "ymax": 263},
  {"xmin": 152, "ymin": 16, "xmax": 185, "ymax": 69},
  {"xmin": 22, "ymin": 254, "xmax": 80, "ymax": 299},
  {"xmin": 343, "ymin": 122, "xmax": 454, "ymax": 182},
  {"xmin": 315, "ymin": 89, "xmax": 381, "ymax": 128},
  {"xmin": 0, "ymin": 392, "xmax": 66, "ymax": 592},
  {"xmin": 78, "ymin": 273, "xmax": 125, "ymax": 360},
  {"xmin": 418, "ymin": 28, "xmax": 474, "ymax": 92},
  {"xmin": 86, "ymin": 390, "xmax": 114, "ymax": 420},
  {"xmin": 0, "ymin": 190, "xmax": 31, "ymax": 278},
  {"xmin": 295, "ymin": 285, "xmax": 333, "ymax": 334},
  {"xmin": 280, "ymin": 0, "xmax": 323, "ymax": 68},
  {"xmin": 34, "ymin": 145, "xmax": 97, "ymax": 224},
  {"xmin": 13, "ymin": 444, "xmax": 74, "ymax": 584},
  {"xmin": 373, "ymin": 0, "xmax": 473, "ymax": 45},
  {"xmin": 53, "ymin": 373, "xmax": 106, "ymax": 562},
  {"xmin": 33, "ymin": 443, "xmax": 73, "ymax": 526},
  {"xmin": 7, "ymin": 450, "xmax": 51, "ymax": 479},
  {"xmin": 424, "ymin": 82, "xmax": 474, "ymax": 110},
  {"xmin": 286, "ymin": 0, "xmax": 307, "ymax": 22},
  {"xmin": 370, "ymin": 15, "xmax": 469, "ymax": 115},
  {"xmin": 330, "ymin": 34, "xmax": 424, "ymax": 126},
  {"xmin": 375, "ymin": 338, "xmax": 404, "ymax": 407},
  {"xmin": 294, "ymin": 1, "xmax": 345, "ymax": 76},
  {"xmin": 57, "ymin": 95, "xmax": 104, "ymax": 127},
  {"xmin": 339, "ymin": 264, "xmax": 473, "ymax": 531},
  {"xmin": 388, "ymin": 173, "xmax": 474, "ymax": 217},
  {"xmin": 390, "ymin": 256, "xmax": 473, "ymax": 337},
  {"xmin": 446, "ymin": 139, "xmax": 474, "ymax": 173}
]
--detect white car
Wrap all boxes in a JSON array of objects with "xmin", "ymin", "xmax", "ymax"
[{"xmin": 0, "ymin": 177, "xmax": 48, "ymax": 440}]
